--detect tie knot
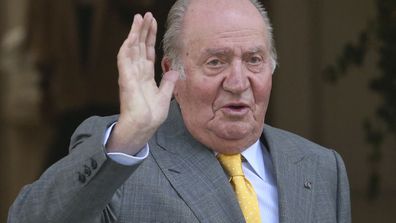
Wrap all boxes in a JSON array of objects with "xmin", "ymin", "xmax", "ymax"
[{"xmin": 217, "ymin": 153, "xmax": 244, "ymax": 177}]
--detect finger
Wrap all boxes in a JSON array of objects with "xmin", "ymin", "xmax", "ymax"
[
  {"xmin": 159, "ymin": 70, "xmax": 179, "ymax": 101},
  {"xmin": 139, "ymin": 12, "xmax": 153, "ymax": 59},
  {"xmin": 126, "ymin": 14, "xmax": 143, "ymax": 60},
  {"xmin": 117, "ymin": 39, "xmax": 133, "ymax": 75},
  {"xmin": 117, "ymin": 14, "xmax": 144, "ymax": 76},
  {"xmin": 118, "ymin": 35, "xmax": 137, "ymax": 62},
  {"xmin": 117, "ymin": 17, "xmax": 142, "ymax": 72},
  {"xmin": 128, "ymin": 14, "xmax": 142, "ymax": 40},
  {"xmin": 118, "ymin": 14, "xmax": 142, "ymax": 62},
  {"xmin": 146, "ymin": 17, "xmax": 157, "ymax": 62},
  {"xmin": 139, "ymin": 12, "xmax": 153, "ymax": 42}
]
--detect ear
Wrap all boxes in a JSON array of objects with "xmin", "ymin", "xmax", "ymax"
[
  {"xmin": 161, "ymin": 56, "xmax": 172, "ymax": 73},
  {"xmin": 161, "ymin": 56, "xmax": 180, "ymax": 99}
]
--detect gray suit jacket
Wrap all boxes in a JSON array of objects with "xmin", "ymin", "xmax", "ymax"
[{"xmin": 8, "ymin": 101, "xmax": 351, "ymax": 223}]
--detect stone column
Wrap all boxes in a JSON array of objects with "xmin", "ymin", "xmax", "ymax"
[{"xmin": 0, "ymin": 0, "xmax": 44, "ymax": 221}]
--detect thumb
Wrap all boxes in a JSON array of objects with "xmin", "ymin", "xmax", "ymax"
[{"xmin": 159, "ymin": 70, "xmax": 179, "ymax": 101}]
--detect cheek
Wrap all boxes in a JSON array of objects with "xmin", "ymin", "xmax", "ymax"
[
  {"xmin": 252, "ymin": 74, "xmax": 272, "ymax": 104},
  {"xmin": 188, "ymin": 75, "xmax": 220, "ymax": 104},
  {"xmin": 176, "ymin": 75, "xmax": 220, "ymax": 115}
]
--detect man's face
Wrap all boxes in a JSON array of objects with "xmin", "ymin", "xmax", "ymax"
[{"xmin": 174, "ymin": 0, "xmax": 273, "ymax": 154}]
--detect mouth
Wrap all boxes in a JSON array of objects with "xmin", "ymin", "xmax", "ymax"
[
  {"xmin": 221, "ymin": 102, "xmax": 250, "ymax": 116},
  {"xmin": 227, "ymin": 105, "xmax": 247, "ymax": 110}
]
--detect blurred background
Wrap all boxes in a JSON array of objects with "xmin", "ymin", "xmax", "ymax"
[{"xmin": 0, "ymin": 0, "xmax": 395, "ymax": 222}]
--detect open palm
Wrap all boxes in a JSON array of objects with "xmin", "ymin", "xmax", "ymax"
[{"xmin": 107, "ymin": 13, "xmax": 178, "ymax": 155}]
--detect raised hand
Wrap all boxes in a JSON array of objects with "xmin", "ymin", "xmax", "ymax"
[{"xmin": 107, "ymin": 12, "xmax": 179, "ymax": 155}]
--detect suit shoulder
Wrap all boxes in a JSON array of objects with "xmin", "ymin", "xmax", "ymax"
[
  {"xmin": 263, "ymin": 125, "xmax": 348, "ymax": 178},
  {"xmin": 263, "ymin": 125, "xmax": 337, "ymax": 159}
]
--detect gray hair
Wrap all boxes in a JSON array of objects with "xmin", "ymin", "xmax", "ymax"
[{"xmin": 162, "ymin": 0, "xmax": 277, "ymax": 78}]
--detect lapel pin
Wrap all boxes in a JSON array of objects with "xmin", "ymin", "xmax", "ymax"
[{"xmin": 304, "ymin": 181, "xmax": 312, "ymax": 190}]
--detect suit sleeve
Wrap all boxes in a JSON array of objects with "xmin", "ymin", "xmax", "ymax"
[
  {"xmin": 8, "ymin": 116, "xmax": 137, "ymax": 223},
  {"xmin": 332, "ymin": 150, "xmax": 351, "ymax": 223}
]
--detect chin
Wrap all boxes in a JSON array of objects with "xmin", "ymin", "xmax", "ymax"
[
  {"xmin": 209, "ymin": 140, "xmax": 254, "ymax": 154},
  {"xmin": 209, "ymin": 130, "xmax": 259, "ymax": 153},
  {"xmin": 211, "ymin": 121, "xmax": 256, "ymax": 139}
]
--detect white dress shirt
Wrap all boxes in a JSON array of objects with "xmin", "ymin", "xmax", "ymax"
[
  {"xmin": 104, "ymin": 125, "xmax": 279, "ymax": 223},
  {"xmin": 241, "ymin": 140, "xmax": 279, "ymax": 223}
]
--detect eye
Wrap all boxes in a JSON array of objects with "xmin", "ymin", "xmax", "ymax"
[
  {"xmin": 206, "ymin": 58, "xmax": 225, "ymax": 67},
  {"xmin": 203, "ymin": 57, "xmax": 227, "ymax": 76},
  {"xmin": 247, "ymin": 55, "xmax": 263, "ymax": 65},
  {"xmin": 245, "ymin": 54, "xmax": 266, "ymax": 73}
]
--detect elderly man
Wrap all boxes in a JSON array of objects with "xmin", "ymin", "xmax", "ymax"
[{"xmin": 8, "ymin": 0, "xmax": 351, "ymax": 222}]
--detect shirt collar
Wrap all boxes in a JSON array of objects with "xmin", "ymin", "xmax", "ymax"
[{"xmin": 241, "ymin": 140, "xmax": 265, "ymax": 180}]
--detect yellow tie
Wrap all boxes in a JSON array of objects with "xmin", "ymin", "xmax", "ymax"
[{"xmin": 217, "ymin": 153, "xmax": 261, "ymax": 223}]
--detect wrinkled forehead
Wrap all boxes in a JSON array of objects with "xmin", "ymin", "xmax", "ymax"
[{"xmin": 182, "ymin": 0, "xmax": 268, "ymax": 45}]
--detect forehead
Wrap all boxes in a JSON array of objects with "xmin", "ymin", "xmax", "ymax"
[{"xmin": 182, "ymin": 0, "xmax": 268, "ymax": 52}]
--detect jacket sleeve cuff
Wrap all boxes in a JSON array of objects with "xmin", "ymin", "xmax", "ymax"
[{"xmin": 103, "ymin": 122, "xmax": 150, "ymax": 166}]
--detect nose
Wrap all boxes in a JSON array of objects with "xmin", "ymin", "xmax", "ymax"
[{"xmin": 222, "ymin": 60, "xmax": 250, "ymax": 94}]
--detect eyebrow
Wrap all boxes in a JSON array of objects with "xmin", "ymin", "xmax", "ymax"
[
  {"xmin": 198, "ymin": 46, "xmax": 269, "ymax": 64},
  {"xmin": 204, "ymin": 46, "xmax": 267, "ymax": 55},
  {"xmin": 204, "ymin": 48, "xmax": 233, "ymax": 56},
  {"xmin": 246, "ymin": 46, "xmax": 267, "ymax": 54}
]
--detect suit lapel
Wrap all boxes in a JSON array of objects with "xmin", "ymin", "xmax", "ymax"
[
  {"xmin": 149, "ymin": 101, "xmax": 317, "ymax": 222},
  {"xmin": 150, "ymin": 101, "xmax": 244, "ymax": 223},
  {"xmin": 262, "ymin": 126, "xmax": 317, "ymax": 223}
]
